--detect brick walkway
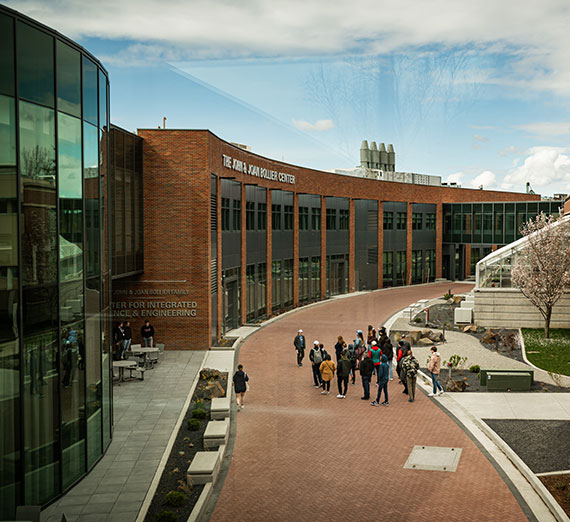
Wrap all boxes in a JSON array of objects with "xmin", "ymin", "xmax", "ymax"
[{"xmin": 210, "ymin": 283, "xmax": 528, "ymax": 522}]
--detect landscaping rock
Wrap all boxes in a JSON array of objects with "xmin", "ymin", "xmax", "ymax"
[
  {"xmin": 200, "ymin": 368, "xmax": 221, "ymax": 380},
  {"xmin": 463, "ymin": 324, "xmax": 478, "ymax": 333},
  {"xmin": 445, "ymin": 378, "xmax": 469, "ymax": 392},
  {"xmin": 418, "ymin": 338, "xmax": 434, "ymax": 346},
  {"xmin": 482, "ymin": 329, "xmax": 498, "ymax": 344},
  {"xmin": 393, "ymin": 332, "xmax": 402, "ymax": 344},
  {"xmin": 409, "ymin": 331, "xmax": 422, "ymax": 345},
  {"xmin": 427, "ymin": 331, "xmax": 444, "ymax": 343},
  {"xmin": 420, "ymin": 329, "xmax": 433, "ymax": 338}
]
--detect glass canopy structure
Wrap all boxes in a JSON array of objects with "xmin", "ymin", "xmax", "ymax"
[{"xmin": 476, "ymin": 213, "xmax": 570, "ymax": 289}]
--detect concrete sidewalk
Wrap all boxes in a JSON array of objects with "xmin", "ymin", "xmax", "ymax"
[{"xmin": 41, "ymin": 350, "xmax": 205, "ymax": 522}]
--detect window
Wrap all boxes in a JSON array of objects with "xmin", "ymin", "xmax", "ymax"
[
  {"xmin": 425, "ymin": 249, "xmax": 435, "ymax": 281},
  {"xmin": 311, "ymin": 257, "xmax": 321, "ymax": 300},
  {"xmin": 284, "ymin": 205, "xmax": 294, "ymax": 230},
  {"xmin": 257, "ymin": 263, "xmax": 267, "ymax": 317},
  {"xmin": 339, "ymin": 209, "xmax": 349, "ymax": 230},
  {"xmin": 396, "ymin": 251, "xmax": 407, "ymax": 285},
  {"xmin": 246, "ymin": 201, "xmax": 255, "ymax": 230},
  {"xmin": 57, "ymin": 42, "xmax": 81, "ymax": 117},
  {"xmin": 233, "ymin": 200, "xmax": 241, "ymax": 230},
  {"xmin": 383, "ymin": 211, "xmax": 393, "ymax": 230},
  {"xmin": 412, "ymin": 250, "xmax": 423, "ymax": 283},
  {"xmin": 272, "ymin": 204, "xmax": 281, "ymax": 230},
  {"xmin": 383, "ymin": 252, "xmax": 393, "ymax": 286},
  {"xmin": 425, "ymin": 213, "xmax": 436, "ymax": 230},
  {"xmin": 396, "ymin": 212, "xmax": 407, "ymax": 230},
  {"xmin": 272, "ymin": 260, "xmax": 281, "ymax": 311},
  {"xmin": 82, "ymin": 57, "xmax": 98, "ymax": 126},
  {"xmin": 412, "ymin": 213, "xmax": 422, "ymax": 230},
  {"xmin": 299, "ymin": 207, "xmax": 309, "ymax": 230},
  {"xmin": 311, "ymin": 207, "xmax": 321, "ymax": 230},
  {"xmin": 462, "ymin": 213, "xmax": 472, "ymax": 234},
  {"xmin": 299, "ymin": 257, "xmax": 309, "ymax": 303},
  {"xmin": 326, "ymin": 208, "xmax": 336, "ymax": 230},
  {"xmin": 257, "ymin": 202, "xmax": 266, "ymax": 230},
  {"xmin": 246, "ymin": 265, "xmax": 255, "ymax": 321},
  {"xmin": 221, "ymin": 198, "xmax": 230, "ymax": 231},
  {"xmin": 283, "ymin": 259, "xmax": 293, "ymax": 307}
]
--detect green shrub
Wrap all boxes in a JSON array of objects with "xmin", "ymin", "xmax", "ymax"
[
  {"xmin": 414, "ymin": 317, "xmax": 422, "ymax": 323},
  {"xmin": 555, "ymin": 481, "xmax": 567, "ymax": 491},
  {"xmin": 187, "ymin": 418, "xmax": 200, "ymax": 431},
  {"xmin": 192, "ymin": 408, "xmax": 207, "ymax": 419},
  {"xmin": 164, "ymin": 491, "xmax": 186, "ymax": 507},
  {"xmin": 443, "ymin": 291, "xmax": 454, "ymax": 300},
  {"xmin": 469, "ymin": 365, "xmax": 481, "ymax": 373},
  {"xmin": 155, "ymin": 510, "xmax": 178, "ymax": 522}
]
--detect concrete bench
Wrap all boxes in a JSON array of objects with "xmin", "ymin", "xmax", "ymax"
[
  {"xmin": 485, "ymin": 371, "xmax": 532, "ymax": 392},
  {"xmin": 210, "ymin": 396, "xmax": 231, "ymax": 420},
  {"xmin": 187, "ymin": 449, "xmax": 222, "ymax": 485},
  {"xmin": 203, "ymin": 419, "xmax": 229, "ymax": 449},
  {"xmin": 480, "ymin": 368, "xmax": 534, "ymax": 387}
]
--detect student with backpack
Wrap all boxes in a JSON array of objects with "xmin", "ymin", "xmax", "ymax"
[
  {"xmin": 319, "ymin": 354, "xmax": 336, "ymax": 395},
  {"xmin": 309, "ymin": 341, "xmax": 324, "ymax": 388},
  {"xmin": 334, "ymin": 335, "xmax": 346, "ymax": 362},
  {"xmin": 359, "ymin": 353, "xmax": 374, "ymax": 400},
  {"xmin": 371, "ymin": 354, "xmax": 389, "ymax": 406},
  {"xmin": 347, "ymin": 343, "xmax": 358, "ymax": 384},
  {"xmin": 396, "ymin": 340, "xmax": 409, "ymax": 394},
  {"xmin": 232, "ymin": 364, "xmax": 249, "ymax": 410},
  {"xmin": 354, "ymin": 331, "xmax": 366, "ymax": 366},
  {"xmin": 368, "ymin": 341, "xmax": 382, "ymax": 383},
  {"xmin": 401, "ymin": 349, "xmax": 420, "ymax": 402},
  {"xmin": 381, "ymin": 338, "xmax": 394, "ymax": 381}
]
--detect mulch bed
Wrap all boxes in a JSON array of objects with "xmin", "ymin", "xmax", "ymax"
[
  {"xmin": 539, "ymin": 474, "xmax": 570, "ymax": 517},
  {"xmin": 420, "ymin": 367, "xmax": 568, "ymax": 393},
  {"xmin": 144, "ymin": 372, "xmax": 228, "ymax": 522},
  {"xmin": 212, "ymin": 337, "xmax": 237, "ymax": 348}
]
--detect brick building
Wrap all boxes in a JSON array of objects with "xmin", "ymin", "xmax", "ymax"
[{"xmin": 110, "ymin": 129, "xmax": 562, "ymax": 351}]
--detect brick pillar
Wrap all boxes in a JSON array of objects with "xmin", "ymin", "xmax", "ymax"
[
  {"xmin": 240, "ymin": 184, "xmax": 247, "ymax": 325},
  {"xmin": 406, "ymin": 202, "xmax": 413, "ymax": 286},
  {"xmin": 435, "ymin": 202, "xmax": 443, "ymax": 279},
  {"xmin": 320, "ymin": 196, "xmax": 327, "ymax": 299},
  {"xmin": 465, "ymin": 243, "xmax": 472, "ymax": 277},
  {"xmin": 266, "ymin": 190, "xmax": 272, "ymax": 316},
  {"xmin": 348, "ymin": 199, "xmax": 355, "ymax": 292},
  {"xmin": 378, "ymin": 201, "xmax": 383, "ymax": 289},
  {"xmin": 216, "ymin": 177, "xmax": 222, "ymax": 340},
  {"xmin": 293, "ymin": 193, "xmax": 299, "ymax": 306}
]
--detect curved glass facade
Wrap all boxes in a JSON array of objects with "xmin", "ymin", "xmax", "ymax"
[{"xmin": 0, "ymin": 6, "xmax": 112, "ymax": 518}]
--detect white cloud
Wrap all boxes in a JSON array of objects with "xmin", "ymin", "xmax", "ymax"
[
  {"xmin": 445, "ymin": 172, "xmax": 464, "ymax": 184},
  {"xmin": 292, "ymin": 118, "xmax": 334, "ymax": 132},
  {"xmin": 473, "ymin": 134, "xmax": 489, "ymax": 143},
  {"xmin": 515, "ymin": 122, "xmax": 570, "ymax": 137},
  {"xmin": 469, "ymin": 170, "xmax": 496, "ymax": 189},
  {"xmin": 6, "ymin": 0, "xmax": 570, "ymax": 94},
  {"xmin": 503, "ymin": 148, "xmax": 570, "ymax": 191},
  {"xmin": 499, "ymin": 145, "xmax": 519, "ymax": 157}
]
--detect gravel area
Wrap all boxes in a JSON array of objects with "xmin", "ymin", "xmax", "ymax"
[{"xmin": 484, "ymin": 419, "xmax": 570, "ymax": 473}]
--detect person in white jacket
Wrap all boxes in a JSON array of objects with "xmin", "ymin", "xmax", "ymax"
[{"xmin": 427, "ymin": 346, "xmax": 444, "ymax": 397}]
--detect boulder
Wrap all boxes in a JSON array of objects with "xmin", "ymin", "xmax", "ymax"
[
  {"xmin": 408, "ymin": 331, "xmax": 422, "ymax": 345},
  {"xmin": 445, "ymin": 378, "xmax": 469, "ymax": 392},
  {"xmin": 463, "ymin": 324, "xmax": 478, "ymax": 333},
  {"xmin": 482, "ymin": 329, "xmax": 498, "ymax": 344},
  {"xmin": 418, "ymin": 338, "xmax": 434, "ymax": 346},
  {"xmin": 427, "ymin": 331, "xmax": 444, "ymax": 343},
  {"xmin": 393, "ymin": 332, "xmax": 402, "ymax": 344},
  {"xmin": 452, "ymin": 295, "xmax": 463, "ymax": 305},
  {"xmin": 420, "ymin": 329, "xmax": 433, "ymax": 338}
]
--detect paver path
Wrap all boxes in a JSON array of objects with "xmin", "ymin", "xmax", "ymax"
[{"xmin": 211, "ymin": 283, "xmax": 529, "ymax": 522}]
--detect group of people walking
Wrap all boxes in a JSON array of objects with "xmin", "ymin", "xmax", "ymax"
[{"xmin": 294, "ymin": 325, "xmax": 444, "ymax": 406}]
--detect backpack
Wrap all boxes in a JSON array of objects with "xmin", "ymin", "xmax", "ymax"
[
  {"xmin": 313, "ymin": 349, "xmax": 323, "ymax": 365},
  {"xmin": 347, "ymin": 344, "xmax": 357, "ymax": 361}
]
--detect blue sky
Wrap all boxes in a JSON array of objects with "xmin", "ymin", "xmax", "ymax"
[{"xmin": 8, "ymin": 0, "xmax": 570, "ymax": 197}]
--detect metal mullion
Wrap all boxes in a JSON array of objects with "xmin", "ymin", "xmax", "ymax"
[
  {"xmin": 52, "ymin": 29, "xmax": 64, "ymax": 498},
  {"xmin": 13, "ymin": 13, "xmax": 26, "ymax": 511},
  {"xmin": 80, "ymin": 54, "xmax": 89, "ymax": 473}
]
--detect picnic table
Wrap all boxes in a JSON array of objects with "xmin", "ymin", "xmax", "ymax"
[
  {"xmin": 113, "ymin": 360, "xmax": 137, "ymax": 382},
  {"xmin": 130, "ymin": 346, "xmax": 159, "ymax": 368}
]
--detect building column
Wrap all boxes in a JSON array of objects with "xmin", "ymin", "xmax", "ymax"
[
  {"xmin": 266, "ymin": 190, "xmax": 272, "ymax": 316},
  {"xmin": 378, "ymin": 201, "xmax": 383, "ymax": 289},
  {"xmin": 216, "ymin": 177, "xmax": 222, "ymax": 340},
  {"xmin": 240, "ymin": 184, "xmax": 247, "ymax": 325},
  {"xmin": 406, "ymin": 202, "xmax": 413, "ymax": 285},
  {"xmin": 293, "ymin": 192, "xmax": 299, "ymax": 306},
  {"xmin": 348, "ymin": 198, "xmax": 355, "ymax": 292},
  {"xmin": 465, "ymin": 243, "xmax": 472, "ymax": 277},
  {"xmin": 435, "ymin": 202, "xmax": 443, "ymax": 279},
  {"xmin": 320, "ymin": 196, "xmax": 327, "ymax": 299}
]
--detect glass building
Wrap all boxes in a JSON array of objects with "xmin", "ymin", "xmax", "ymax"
[{"xmin": 0, "ymin": 6, "xmax": 112, "ymax": 518}]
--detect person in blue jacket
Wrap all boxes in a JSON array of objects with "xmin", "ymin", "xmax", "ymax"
[{"xmin": 371, "ymin": 354, "xmax": 389, "ymax": 406}]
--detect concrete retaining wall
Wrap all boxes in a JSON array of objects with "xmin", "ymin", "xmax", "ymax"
[{"xmin": 474, "ymin": 289, "xmax": 570, "ymax": 329}]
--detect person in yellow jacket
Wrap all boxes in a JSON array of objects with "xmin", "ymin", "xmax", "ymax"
[{"xmin": 319, "ymin": 354, "xmax": 336, "ymax": 395}]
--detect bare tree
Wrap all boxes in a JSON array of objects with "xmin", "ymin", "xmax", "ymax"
[{"xmin": 511, "ymin": 213, "xmax": 570, "ymax": 338}]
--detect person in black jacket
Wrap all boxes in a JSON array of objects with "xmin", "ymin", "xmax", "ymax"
[
  {"xmin": 141, "ymin": 320, "xmax": 155, "ymax": 347},
  {"xmin": 123, "ymin": 321, "xmax": 133, "ymax": 356},
  {"xmin": 293, "ymin": 329, "xmax": 306, "ymax": 367},
  {"xmin": 336, "ymin": 350, "xmax": 352, "ymax": 399},
  {"xmin": 232, "ymin": 364, "xmax": 249, "ymax": 409},
  {"xmin": 381, "ymin": 338, "xmax": 394, "ymax": 381},
  {"xmin": 359, "ymin": 354, "xmax": 374, "ymax": 400}
]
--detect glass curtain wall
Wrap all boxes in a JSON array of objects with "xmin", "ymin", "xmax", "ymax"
[{"xmin": 0, "ymin": 7, "xmax": 111, "ymax": 518}]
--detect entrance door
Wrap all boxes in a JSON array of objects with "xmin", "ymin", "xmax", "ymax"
[
  {"xmin": 328, "ymin": 260, "xmax": 345, "ymax": 296},
  {"xmin": 442, "ymin": 255, "xmax": 450, "ymax": 280}
]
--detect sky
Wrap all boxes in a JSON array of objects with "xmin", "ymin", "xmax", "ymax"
[{"xmin": 7, "ymin": 0, "xmax": 570, "ymax": 197}]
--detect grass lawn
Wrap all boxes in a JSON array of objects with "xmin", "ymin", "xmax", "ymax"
[{"xmin": 522, "ymin": 328, "xmax": 570, "ymax": 377}]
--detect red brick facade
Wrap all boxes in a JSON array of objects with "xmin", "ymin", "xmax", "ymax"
[{"xmin": 114, "ymin": 130, "xmax": 540, "ymax": 350}]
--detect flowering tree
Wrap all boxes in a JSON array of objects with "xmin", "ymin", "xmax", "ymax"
[{"xmin": 511, "ymin": 213, "xmax": 570, "ymax": 338}]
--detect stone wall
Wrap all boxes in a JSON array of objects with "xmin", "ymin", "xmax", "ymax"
[{"xmin": 474, "ymin": 289, "xmax": 570, "ymax": 329}]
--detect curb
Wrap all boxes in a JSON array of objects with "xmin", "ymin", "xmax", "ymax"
[{"xmin": 187, "ymin": 483, "xmax": 213, "ymax": 522}]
